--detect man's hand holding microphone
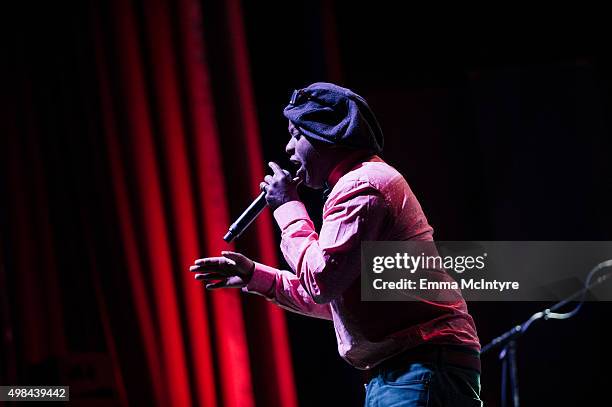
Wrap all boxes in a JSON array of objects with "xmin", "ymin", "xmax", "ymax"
[{"xmin": 189, "ymin": 162, "xmax": 301, "ymax": 289}]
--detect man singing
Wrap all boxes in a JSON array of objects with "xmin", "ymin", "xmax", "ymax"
[{"xmin": 190, "ymin": 82, "xmax": 482, "ymax": 406}]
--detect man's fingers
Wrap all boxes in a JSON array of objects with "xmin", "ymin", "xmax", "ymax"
[
  {"xmin": 192, "ymin": 257, "xmax": 236, "ymax": 272},
  {"xmin": 194, "ymin": 272, "xmax": 226, "ymax": 280},
  {"xmin": 264, "ymin": 175, "xmax": 274, "ymax": 184},
  {"xmin": 221, "ymin": 251, "xmax": 244, "ymax": 262},
  {"xmin": 205, "ymin": 281, "xmax": 228, "ymax": 290},
  {"xmin": 194, "ymin": 257, "xmax": 236, "ymax": 267},
  {"xmin": 268, "ymin": 161, "xmax": 286, "ymax": 177}
]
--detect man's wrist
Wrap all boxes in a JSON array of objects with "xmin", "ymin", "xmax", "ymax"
[
  {"xmin": 269, "ymin": 195, "xmax": 300, "ymax": 210},
  {"xmin": 273, "ymin": 200, "xmax": 310, "ymax": 230},
  {"xmin": 244, "ymin": 261, "xmax": 255, "ymax": 285},
  {"xmin": 242, "ymin": 262, "xmax": 277, "ymax": 295}
]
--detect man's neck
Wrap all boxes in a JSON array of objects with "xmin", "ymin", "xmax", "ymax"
[{"xmin": 326, "ymin": 150, "xmax": 375, "ymax": 189}]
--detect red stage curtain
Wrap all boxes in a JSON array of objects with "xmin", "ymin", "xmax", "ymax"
[{"xmin": 1, "ymin": 0, "xmax": 298, "ymax": 405}]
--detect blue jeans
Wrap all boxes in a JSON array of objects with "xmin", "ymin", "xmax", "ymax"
[{"xmin": 364, "ymin": 362, "xmax": 482, "ymax": 407}]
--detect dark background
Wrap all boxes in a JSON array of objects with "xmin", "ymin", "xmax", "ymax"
[{"xmin": 2, "ymin": 1, "xmax": 611, "ymax": 406}]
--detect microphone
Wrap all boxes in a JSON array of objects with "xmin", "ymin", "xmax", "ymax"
[{"xmin": 223, "ymin": 191, "xmax": 267, "ymax": 243}]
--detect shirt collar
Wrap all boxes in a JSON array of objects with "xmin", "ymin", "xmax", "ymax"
[{"xmin": 326, "ymin": 150, "xmax": 379, "ymax": 189}]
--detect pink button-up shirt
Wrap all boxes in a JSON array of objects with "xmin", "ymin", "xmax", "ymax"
[{"xmin": 243, "ymin": 154, "xmax": 480, "ymax": 369}]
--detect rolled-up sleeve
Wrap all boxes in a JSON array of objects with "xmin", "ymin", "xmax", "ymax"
[{"xmin": 274, "ymin": 180, "xmax": 388, "ymax": 304}]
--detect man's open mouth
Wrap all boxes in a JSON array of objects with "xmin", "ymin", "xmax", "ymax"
[{"xmin": 290, "ymin": 157, "xmax": 305, "ymax": 180}]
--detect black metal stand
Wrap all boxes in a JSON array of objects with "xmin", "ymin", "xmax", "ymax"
[
  {"xmin": 499, "ymin": 340, "xmax": 519, "ymax": 407},
  {"xmin": 481, "ymin": 259, "xmax": 612, "ymax": 407}
]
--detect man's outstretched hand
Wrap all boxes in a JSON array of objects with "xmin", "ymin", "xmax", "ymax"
[{"xmin": 189, "ymin": 251, "xmax": 255, "ymax": 290}]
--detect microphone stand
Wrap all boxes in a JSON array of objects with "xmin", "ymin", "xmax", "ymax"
[{"xmin": 481, "ymin": 260, "xmax": 612, "ymax": 407}]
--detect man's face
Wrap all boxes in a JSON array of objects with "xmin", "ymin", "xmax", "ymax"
[{"xmin": 286, "ymin": 121, "xmax": 329, "ymax": 189}]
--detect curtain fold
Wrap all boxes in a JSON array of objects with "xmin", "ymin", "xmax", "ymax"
[
  {"xmin": 221, "ymin": 0, "xmax": 298, "ymax": 405},
  {"xmin": 91, "ymin": 3, "xmax": 168, "ymax": 404},
  {"xmin": 2, "ymin": 0, "xmax": 299, "ymax": 405}
]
